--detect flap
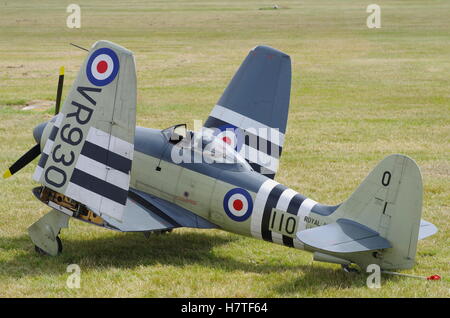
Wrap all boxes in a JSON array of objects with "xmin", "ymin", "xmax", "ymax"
[
  {"xmin": 101, "ymin": 189, "xmax": 218, "ymax": 232},
  {"xmin": 296, "ymin": 218, "xmax": 391, "ymax": 253}
]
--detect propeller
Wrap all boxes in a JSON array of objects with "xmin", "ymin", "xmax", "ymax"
[
  {"xmin": 3, "ymin": 67, "xmax": 64, "ymax": 179},
  {"xmin": 54, "ymin": 66, "xmax": 64, "ymax": 115},
  {"xmin": 3, "ymin": 144, "xmax": 41, "ymax": 178}
]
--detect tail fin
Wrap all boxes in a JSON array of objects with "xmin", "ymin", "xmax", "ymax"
[
  {"xmin": 337, "ymin": 154, "xmax": 428, "ymax": 269},
  {"xmin": 203, "ymin": 45, "xmax": 291, "ymax": 179}
]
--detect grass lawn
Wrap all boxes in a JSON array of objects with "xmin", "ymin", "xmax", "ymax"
[{"xmin": 0, "ymin": 0, "xmax": 448, "ymax": 297}]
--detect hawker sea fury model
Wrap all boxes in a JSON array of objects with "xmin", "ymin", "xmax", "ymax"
[{"xmin": 4, "ymin": 41, "xmax": 437, "ymax": 270}]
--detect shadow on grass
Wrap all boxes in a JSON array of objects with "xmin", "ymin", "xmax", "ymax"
[
  {"xmin": 0, "ymin": 230, "xmax": 387, "ymax": 290},
  {"xmin": 269, "ymin": 265, "xmax": 401, "ymax": 295}
]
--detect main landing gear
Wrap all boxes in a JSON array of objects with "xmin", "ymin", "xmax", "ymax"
[{"xmin": 28, "ymin": 209, "xmax": 69, "ymax": 256}]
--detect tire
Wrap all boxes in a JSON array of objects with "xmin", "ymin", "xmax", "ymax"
[
  {"xmin": 56, "ymin": 236, "xmax": 63, "ymax": 254},
  {"xmin": 34, "ymin": 245, "xmax": 48, "ymax": 255}
]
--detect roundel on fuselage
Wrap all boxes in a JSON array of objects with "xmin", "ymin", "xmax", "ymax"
[
  {"xmin": 223, "ymin": 188, "xmax": 253, "ymax": 222},
  {"xmin": 86, "ymin": 47, "xmax": 120, "ymax": 86}
]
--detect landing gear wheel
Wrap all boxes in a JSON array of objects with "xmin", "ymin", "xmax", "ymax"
[
  {"xmin": 56, "ymin": 236, "xmax": 63, "ymax": 254},
  {"xmin": 34, "ymin": 236, "xmax": 63, "ymax": 256},
  {"xmin": 34, "ymin": 245, "xmax": 48, "ymax": 255}
]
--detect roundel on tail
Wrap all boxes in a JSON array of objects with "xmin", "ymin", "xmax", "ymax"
[
  {"xmin": 214, "ymin": 124, "xmax": 245, "ymax": 152},
  {"xmin": 223, "ymin": 188, "xmax": 253, "ymax": 222},
  {"xmin": 86, "ymin": 48, "xmax": 120, "ymax": 86}
]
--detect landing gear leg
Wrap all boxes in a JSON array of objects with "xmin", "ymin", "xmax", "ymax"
[{"xmin": 28, "ymin": 209, "xmax": 69, "ymax": 256}]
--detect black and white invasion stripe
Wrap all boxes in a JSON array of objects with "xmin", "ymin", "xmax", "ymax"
[
  {"xmin": 65, "ymin": 127, "xmax": 133, "ymax": 220},
  {"xmin": 33, "ymin": 113, "xmax": 64, "ymax": 182},
  {"xmin": 204, "ymin": 105, "xmax": 284, "ymax": 179},
  {"xmin": 251, "ymin": 179, "xmax": 317, "ymax": 249}
]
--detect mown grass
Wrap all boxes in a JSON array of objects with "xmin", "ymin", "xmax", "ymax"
[{"xmin": 0, "ymin": 0, "xmax": 449, "ymax": 297}]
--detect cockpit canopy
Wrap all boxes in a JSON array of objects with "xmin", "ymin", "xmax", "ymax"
[{"xmin": 161, "ymin": 124, "xmax": 252, "ymax": 172}]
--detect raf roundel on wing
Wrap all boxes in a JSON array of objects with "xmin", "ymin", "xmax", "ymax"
[
  {"xmin": 223, "ymin": 188, "xmax": 253, "ymax": 222},
  {"xmin": 86, "ymin": 47, "xmax": 120, "ymax": 86}
]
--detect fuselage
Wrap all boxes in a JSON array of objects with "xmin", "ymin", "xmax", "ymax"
[{"xmin": 131, "ymin": 126, "xmax": 341, "ymax": 251}]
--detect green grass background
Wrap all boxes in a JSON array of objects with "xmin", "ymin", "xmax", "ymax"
[{"xmin": 0, "ymin": 0, "xmax": 448, "ymax": 297}]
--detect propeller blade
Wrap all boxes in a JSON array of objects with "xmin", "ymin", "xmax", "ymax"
[
  {"xmin": 54, "ymin": 66, "xmax": 64, "ymax": 115},
  {"xmin": 3, "ymin": 144, "xmax": 41, "ymax": 179}
]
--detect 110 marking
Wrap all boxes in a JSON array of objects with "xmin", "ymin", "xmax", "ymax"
[{"xmin": 269, "ymin": 208, "xmax": 298, "ymax": 237}]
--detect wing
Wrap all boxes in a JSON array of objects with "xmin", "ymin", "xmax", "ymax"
[
  {"xmin": 33, "ymin": 40, "xmax": 136, "ymax": 221},
  {"xmin": 296, "ymin": 218, "xmax": 392, "ymax": 253},
  {"xmin": 101, "ymin": 189, "xmax": 218, "ymax": 232},
  {"xmin": 203, "ymin": 46, "xmax": 291, "ymax": 179}
]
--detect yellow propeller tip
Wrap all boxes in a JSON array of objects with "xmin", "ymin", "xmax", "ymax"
[
  {"xmin": 59, "ymin": 66, "xmax": 65, "ymax": 76},
  {"xmin": 3, "ymin": 169, "xmax": 12, "ymax": 179}
]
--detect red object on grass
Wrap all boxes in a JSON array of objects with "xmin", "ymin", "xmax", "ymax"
[{"xmin": 426, "ymin": 275, "xmax": 441, "ymax": 281}]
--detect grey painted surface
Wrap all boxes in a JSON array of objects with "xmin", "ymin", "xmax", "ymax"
[
  {"xmin": 134, "ymin": 126, "xmax": 269, "ymax": 193},
  {"xmin": 297, "ymin": 218, "xmax": 391, "ymax": 253},
  {"xmin": 215, "ymin": 45, "xmax": 291, "ymax": 134},
  {"xmin": 310, "ymin": 203, "xmax": 340, "ymax": 216},
  {"xmin": 131, "ymin": 188, "xmax": 218, "ymax": 229},
  {"xmin": 102, "ymin": 196, "xmax": 175, "ymax": 232},
  {"xmin": 418, "ymin": 219, "xmax": 438, "ymax": 240}
]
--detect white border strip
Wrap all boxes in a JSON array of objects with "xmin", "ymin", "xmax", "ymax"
[
  {"xmin": 86, "ymin": 127, "xmax": 134, "ymax": 160},
  {"xmin": 75, "ymin": 155, "xmax": 130, "ymax": 190},
  {"xmin": 65, "ymin": 182, "xmax": 125, "ymax": 221},
  {"xmin": 32, "ymin": 165, "xmax": 43, "ymax": 182},
  {"xmin": 250, "ymin": 179, "xmax": 279, "ymax": 239},
  {"xmin": 239, "ymin": 144, "xmax": 279, "ymax": 173},
  {"xmin": 293, "ymin": 198, "xmax": 317, "ymax": 249},
  {"xmin": 42, "ymin": 139, "xmax": 54, "ymax": 155},
  {"xmin": 210, "ymin": 105, "xmax": 285, "ymax": 146},
  {"xmin": 54, "ymin": 112, "xmax": 64, "ymax": 128},
  {"xmin": 296, "ymin": 198, "xmax": 317, "ymax": 231}
]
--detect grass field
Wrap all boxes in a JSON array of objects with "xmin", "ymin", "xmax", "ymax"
[{"xmin": 0, "ymin": 0, "xmax": 449, "ymax": 297}]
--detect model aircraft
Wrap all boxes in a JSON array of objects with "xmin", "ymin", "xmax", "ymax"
[{"xmin": 3, "ymin": 41, "xmax": 437, "ymax": 271}]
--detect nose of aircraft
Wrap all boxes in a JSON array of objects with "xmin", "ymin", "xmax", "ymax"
[{"xmin": 33, "ymin": 121, "xmax": 47, "ymax": 144}]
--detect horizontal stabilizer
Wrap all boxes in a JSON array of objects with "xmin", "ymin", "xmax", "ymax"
[
  {"xmin": 419, "ymin": 219, "xmax": 438, "ymax": 240},
  {"xmin": 296, "ymin": 219, "xmax": 391, "ymax": 254}
]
